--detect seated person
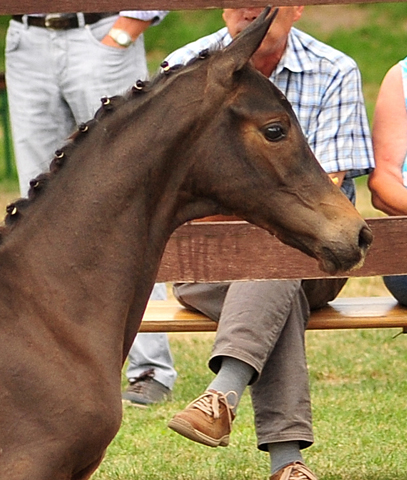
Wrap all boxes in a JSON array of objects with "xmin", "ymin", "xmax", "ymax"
[
  {"xmin": 163, "ymin": 6, "xmax": 374, "ymax": 480},
  {"xmin": 368, "ymin": 56, "xmax": 407, "ymax": 305}
]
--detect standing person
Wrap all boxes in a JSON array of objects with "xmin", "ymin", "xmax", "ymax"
[
  {"xmin": 163, "ymin": 7, "xmax": 374, "ymax": 480},
  {"xmin": 123, "ymin": 283, "xmax": 177, "ymax": 406},
  {"xmin": 368, "ymin": 56, "xmax": 407, "ymax": 304},
  {"xmin": 5, "ymin": 10, "xmax": 167, "ymax": 196},
  {"xmin": 5, "ymin": 10, "xmax": 176, "ymax": 406}
]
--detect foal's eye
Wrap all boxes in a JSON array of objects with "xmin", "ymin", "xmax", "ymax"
[{"xmin": 263, "ymin": 124, "xmax": 285, "ymax": 142}]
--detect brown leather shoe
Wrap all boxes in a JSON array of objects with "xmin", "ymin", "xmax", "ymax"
[
  {"xmin": 270, "ymin": 462, "xmax": 318, "ymax": 480},
  {"xmin": 168, "ymin": 389, "xmax": 237, "ymax": 447}
]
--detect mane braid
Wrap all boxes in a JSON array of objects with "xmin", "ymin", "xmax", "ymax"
[{"xmin": 1, "ymin": 50, "xmax": 214, "ymax": 238}]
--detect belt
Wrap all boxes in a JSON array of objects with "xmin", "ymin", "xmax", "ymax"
[{"xmin": 12, "ymin": 13, "xmax": 118, "ymax": 30}]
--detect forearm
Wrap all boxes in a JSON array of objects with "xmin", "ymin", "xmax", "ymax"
[
  {"xmin": 368, "ymin": 170, "xmax": 407, "ymax": 216},
  {"xmin": 102, "ymin": 16, "xmax": 152, "ymax": 48}
]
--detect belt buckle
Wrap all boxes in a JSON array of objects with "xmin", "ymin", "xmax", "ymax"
[{"xmin": 44, "ymin": 13, "xmax": 65, "ymax": 29}]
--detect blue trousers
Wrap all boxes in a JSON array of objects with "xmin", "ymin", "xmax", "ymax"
[{"xmin": 383, "ymin": 275, "xmax": 407, "ymax": 306}]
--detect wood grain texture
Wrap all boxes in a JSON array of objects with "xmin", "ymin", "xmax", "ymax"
[
  {"xmin": 157, "ymin": 217, "xmax": 407, "ymax": 282},
  {"xmin": 2, "ymin": 0, "xmax": 403, "ymax": 15}
]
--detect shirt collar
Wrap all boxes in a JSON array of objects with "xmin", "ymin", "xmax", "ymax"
[
  {"xmin": 223, "ymin": 26, "xmax": 314, "ymax": 78},
  {"xmin": 272, "ymin": 28, "xmax": 314, "ymax": 77}
]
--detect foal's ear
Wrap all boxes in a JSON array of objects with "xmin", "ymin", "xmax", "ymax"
[{"xmin": 222, "ymin": 6, "xmax": 278, "ymax": 72}]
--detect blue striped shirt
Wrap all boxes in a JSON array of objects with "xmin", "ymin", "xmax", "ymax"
[{"xmin": 165, "ymin": 26, "xmax": 374, "ymax": 201}]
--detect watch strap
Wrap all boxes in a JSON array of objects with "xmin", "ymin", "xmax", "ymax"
[{"xmin": 108, "ymin": 28, "xmax": 133, "ymax": 47}]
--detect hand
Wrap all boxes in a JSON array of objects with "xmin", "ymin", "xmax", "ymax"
[
  {"xmin": 101, "ymin": 35, "xmax": 127, "ymax": 49},
  {"xmin": 101, "ymin": 17, "xmax": 152, "ymax": 49},
  {"xmin": 328, "ymin": 171, "xmax": 346, "ymax": 188}
]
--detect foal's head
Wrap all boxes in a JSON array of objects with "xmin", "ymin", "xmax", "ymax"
[{"xmin": 158, "ymin": 7, "xmax": 372, "ymax": 274}]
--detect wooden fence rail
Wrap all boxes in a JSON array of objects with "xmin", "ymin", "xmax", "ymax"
[
  {"xmin": 1, "ymin": 0, "xmax": 406, "ymax": 16},
  {"xmin": 157, "ymin": 217, "xmax": 406, "ymax": 282}
]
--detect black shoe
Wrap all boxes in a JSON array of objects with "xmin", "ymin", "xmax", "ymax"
[{"xmin": 122, "ymin": 368, "xmax": 172, "ymax": 407}]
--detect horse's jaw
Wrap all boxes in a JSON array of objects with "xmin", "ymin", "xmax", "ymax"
[{"xmin": 267, "ymin": 222, "xmax": 373, "ymax": 276}]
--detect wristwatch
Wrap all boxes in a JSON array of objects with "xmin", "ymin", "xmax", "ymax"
[{"xmin": 108, "ymin": 28, "xmax": 133, "ymax": 48}]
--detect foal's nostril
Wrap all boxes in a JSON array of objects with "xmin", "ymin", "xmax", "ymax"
[{"xmin": 359, "ymin": 225, "xmax": 373, "ymax": 252}]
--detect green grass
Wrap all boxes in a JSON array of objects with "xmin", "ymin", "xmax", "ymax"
[
  {"xmin": 90, "ymin": 329, "xmax": 407, "ymax": 480},
  {"xmin": 295, "ymin": 3, "xmax": 407, "ymax": 121}
]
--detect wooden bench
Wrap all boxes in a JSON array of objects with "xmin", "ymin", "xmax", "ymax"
[
  {"xmin": 140, "ymin": 297, "xmax": 407, "ymax": 333},
  {"xmin": 138, "ymin": 217, "xmax": 407, "ymax": 334}
]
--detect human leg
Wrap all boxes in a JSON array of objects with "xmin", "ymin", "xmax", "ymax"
[
  {"xmin": 173, "ymin": 282, "xmax": 229, "ymax": 321},
  {"xmin": 169, "ymin": 280, "xmax": 308, "ymax": 456},
  {"xmin": 301, "ymin": 278, "xmax": 347, "ymax": 310},
  {"xmin": 123, "ymin": 283, "xmax": 177, "ymax": 406},
  {"xmin": 5, "ymin": 21, "xmax": 76, "ymax": 194},
  {"xmin": 62, "ymin": 16, "xmax": 148, "ymax": 125},
  {"xmin": 122, "ymin": 333, "xmax": 176, "ymax": 406},
  {"xmin": 6, "ymin": 15, "xmax": 149, "ymax": 197},
  {"xmin": 173, "ymin": 281, "xmax": 256, "ymax": 398},
  {"xmin": 249, "ymin": 285, "xmax": 312, "ymax": 452},
  {"xmin": 252, "ymin": 278, "xmax": 346, "ymax": 477},
  {"xmin": 174, "ymin": 280, "xmax": 303, "ymax": 379},
  {"xmin": 383, "ymin": 275, "xmax": 407, "ymax": 306},
  {"xmin": 170, "ymin": 279, "xmax": 339, "ymax": 479},
  {"xmin": 215, "ymin": 281, "xmax": 313, "ymax": 475}
]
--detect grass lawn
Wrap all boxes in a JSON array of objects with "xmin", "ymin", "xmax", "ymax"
[{"xmin": 90, "ymin": 326, "xmax": 407, "ymax": 480}]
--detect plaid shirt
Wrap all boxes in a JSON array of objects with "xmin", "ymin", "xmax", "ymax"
[{"xmin": 165, "ymin": 26, "xmax": 374, "ymax": 202}]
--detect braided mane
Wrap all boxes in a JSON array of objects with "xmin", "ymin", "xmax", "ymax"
[{"xmin": 1, "ymin": 51, "xmax": 212, "ymax": 241}]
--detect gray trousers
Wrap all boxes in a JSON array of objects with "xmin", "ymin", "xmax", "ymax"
[
  {"xmin": 126, "ymin": 284, "xmax": 177, "ymax": 390},
  {"xmin": 173, "ymin": 278, "xmax": 346, "ymax": 451},
  {"xmin": 6, "ymin": 15, "xmax": 148, "ymax": 195}
]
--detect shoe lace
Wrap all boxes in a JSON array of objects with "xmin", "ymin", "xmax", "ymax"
[
  {"xmin": 190, "ymin": 390, "xmax": 237, "ymax": 421},
  {"xmin": 128, "ymin": 368, "xmax": 155, "ymax": 394},
  {"xmin": 280, "ymin": 463, "xmax": 318, "ymax": 480},
  {"xmin": 292, "ymin": 470, "xmax": 313, "ymax": 480}
]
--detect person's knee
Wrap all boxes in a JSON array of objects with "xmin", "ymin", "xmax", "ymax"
[
  {"xmin": 172, "ymin": 283, "xmax": 199, "ymax": 311},
  {"xmin": 173, "ymin": 283, "xmax": 228, "ymax": 320}
]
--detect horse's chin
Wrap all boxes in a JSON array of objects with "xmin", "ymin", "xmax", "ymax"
[
  {"xmin": 272, "ymin": 230, "xmax": 367, "ymax": 276},
  {"xmin": 317, "ymin": 254, "xmax": 342, "ymax": 276},
  {"xmin": 317, "ymin": 246, "xmax": 366, "ymax": 276}
]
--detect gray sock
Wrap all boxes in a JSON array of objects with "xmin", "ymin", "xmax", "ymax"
[
  {"xmin": 268, "ymin": 441, "xmax": 304, "ymax": 475},
  {"xmin": 208, "ymin": 356, "xmax": 255, "ymax": 412}
]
